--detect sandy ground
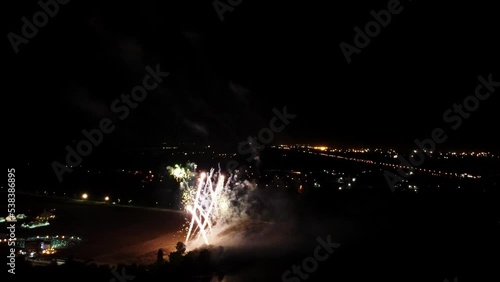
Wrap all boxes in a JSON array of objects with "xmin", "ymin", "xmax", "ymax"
[{"xmin": 6, "ymin": 194, "xmax": 189, "ymax": 265}]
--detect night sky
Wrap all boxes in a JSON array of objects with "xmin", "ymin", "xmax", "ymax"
[{"xmin": 4, "ymin": 0, "xmax": 500, "ymax": 166}]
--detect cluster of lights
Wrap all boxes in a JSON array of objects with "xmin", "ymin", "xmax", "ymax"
[
  {"xmin": 41, "ymin": 249, "xmax": 56, "ymax": 255},
  {"xmin": 162, "ymin": 151, "xmax": 220, "ymax": 156},
  {"xmin": 438, "ymin": 151, "xmax": 497, "ymax": 158},
  {"xmin": 31, "ymin": 235, "xmax": 80, "ymax": 240},
  {"xmin": 9, "ymin": 235, "xmax": 83, "ymax": 252},
  {"xmin": 21, "ymin": 221, "xmax": 50, "ymax": 229}
]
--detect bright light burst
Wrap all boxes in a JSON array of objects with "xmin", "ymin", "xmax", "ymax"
[
  {"xmin": 169, "ymin": 163, "xmax": 253, "ymax": 247},
  {"xmin": 168, "ymin": 164, "xmax": 191, "ymax": 182}
]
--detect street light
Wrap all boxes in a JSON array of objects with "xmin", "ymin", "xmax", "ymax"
[
  {"xmin": 104, "ymin": 196, "xmax": 109, "ymax": 201},
  {"xmin": 82, "ymin": 193, "xmax": 88, "ymax": 199}
]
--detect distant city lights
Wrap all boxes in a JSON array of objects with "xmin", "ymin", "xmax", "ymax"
[{"xmin": 277, "ymin": 145, "xmax": 485, "ymax": 180}]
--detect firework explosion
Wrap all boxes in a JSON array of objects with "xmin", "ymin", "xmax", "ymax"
[{"xmin": 168, "ymin": 163, "xmax": 253, "ymax": 248}]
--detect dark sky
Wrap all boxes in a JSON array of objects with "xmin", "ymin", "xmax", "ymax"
[{"xmin": 4, "ymin": 0, "xmax": 500, "ymax": 166}]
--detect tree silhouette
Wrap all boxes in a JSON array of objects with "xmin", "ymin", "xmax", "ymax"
[
  {"xmin": 169, "ymin": 241, "xmax": 186, "ymax": 265},
  {"xmin": 156, "ymin": 249, "xmax": 164, "ymax": 264},
  {"xmin": 175, "ymin": 242, "xmax": 186, "ymax": 255}
]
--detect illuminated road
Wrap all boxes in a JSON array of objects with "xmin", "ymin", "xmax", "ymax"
[{"xmin": 283, "ymin": 148, "xmax": 483, "ymax": 179}]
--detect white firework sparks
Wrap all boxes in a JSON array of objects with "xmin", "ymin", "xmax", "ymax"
[
  {"xmin": 169, "ymin": 163, "xmax": 255, "ymax": 247},
  {"xmin": 185, "ymin": 169, "xmax": 227, "ymax": 245}
]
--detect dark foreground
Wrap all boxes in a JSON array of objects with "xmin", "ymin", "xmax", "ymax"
[{"xmin": 2, "ymin": 188, "xmax": 500, "ymax": 282}]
